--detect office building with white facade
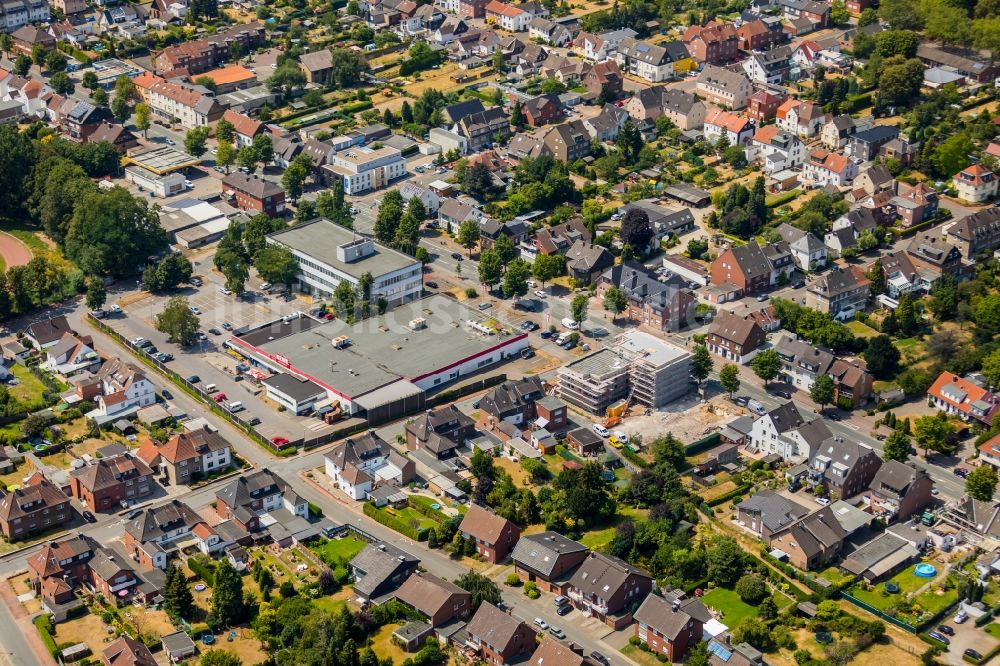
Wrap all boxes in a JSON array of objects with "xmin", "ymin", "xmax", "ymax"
[
  {"xmin": 266, "ymin": 217, "xmax": 422, "ymax": 307},
  {"xmin": 323, "ymin": 145, "xmax": 407, "ymax": 195}
]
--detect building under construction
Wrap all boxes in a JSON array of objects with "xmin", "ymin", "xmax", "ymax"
[{"xmin": 557, "ymin": 331, "xmax": 693, "ymax": 415}]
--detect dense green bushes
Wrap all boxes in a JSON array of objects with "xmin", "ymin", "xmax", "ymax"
[{"xmin": 363, "ymin": 502, "xmax": 428, "ymax": 541}]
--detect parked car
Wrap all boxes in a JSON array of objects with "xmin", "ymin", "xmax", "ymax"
[
  {"xmin": 548, "ymin": 627, "xmax": 565, "ymax": 639},
  {"xmin": 126, "ymin": 509, "xmax": 143, "ymax": 520},
  {"xmin": 927, "ymin": 632, "xmax": 949, "ymax": 645},
  {"xmin": 592, "ymin": 424, "xmax": 610, "ymax": 438},
  {"xmin": 520, "ymin": 348, "xmax": 535, "ymax": 359},
  {"xmin": 222, "ymin": 322, "xmax": 234, "ymax": 331},
  {"xmin": 82, "ymin": 510, "xmax": 96, "ymax": 523},
  {"xmin": 735, "ymin": 396, "xmax": 748, "ymax": 407},
  {"xmin": 213, "ymin": 393, "xmax": 228, "ymax": 403},
  {"xmin": 534, "ymin": 618, "xmax": 548, "ymax": 630},
  {"xmin": 208, "ymin": 328, "xmax": 222, "ymax": 335},
  {"xmin": 590, "ymin": 652, "xmax": 610, "ymax": 666},
  {"xmin": 937, "ymin": 625, "xmax": 954, "ymax": 636},
  {"xmin": 425, "ymin": 281, "xmax": 438, "ymax": 289},
  {"xmin": 534, "ymin": 290, "xmax": 547, "ymax": 299},
  {"xmin": 556, "ymin": 603, "xmax": 572, "ymax": 615},
  {"xmin": 756, "ymin": 293, "xmax": 769, "ymax": 302},
  {"xmin": 612, "ymin": 430, "xmax": 629, "ymax": 444},
  {"xmin": 451, "ymin": 252, "xmax": 463, "ymax": 261},
  {"xmin": 131, "ymin": 337, "xmax": 146, "ymax": 347},
  {"xmin": 562, "ymin": 339, "xmax": 576, "ymax": 350},
  {"xmin": 478, "ymin": 302, "xmax": 491, "ymax": 310},
  {"xmin": 161, "ymin": 389, "xmax": 173, "ymax": 400},
  {"xmin": 955, "ymin": 610, "xmax": 968, "ymax": 624},
  {"xmin": 260, "ymin": 282, "xmax": 272, "ymax": 291},
  {"xmin": 540, "ymin": 330, "xmax": 554, "ymax": 339},
  {"xmin": 190, "ymin": 306, "xmax": 202, "ymax": 315},
  {"xmin": 187, "ymin": 375, "xmax": 201, "ymax": 383},
  {"xmin": 271, "ymin": 436, "xmax": 289, "ymax": 447},
  {"xmin": 190, "ymin": 277, "xmax": 203, "ymax": 287},
  {"xmin": 769, "ymin": 387, "xmax": 791, "ymax": 399},
  {"xmin": 90, "ymin": 309, "xmax": 106, "ymax": 319},
  {"xmin": 965, "ymin": 649, "xmax": 983, "ymax": 660},
  {"xmin": 219, "ymin": 287, "xmax": 232, "ymax": 296}
]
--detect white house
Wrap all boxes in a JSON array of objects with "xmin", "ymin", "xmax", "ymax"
[
  {"xmin": 323, "ymin": 431, "xmax": 415, "ymax": 500},
  {"xmin": 747, "ymin": 125, "xmax": 805, "ymax": 174},
  {"xmin": 90, "ymin": 358, "xmax": 156, "ymax": 422},
  {"xmin": 44, "ymin": 333, "xmax": 101, "ymax": 377},
  {"xmin": 776, "ymin": 223, "xmax": 827, "ymax": 271},
  {"xmin": 803, "ymin": 149, "xmax": 858, "ymax": 188},
  {"xmin": 748, "ymin": 402, "xmax": 831, "ymax": 462},
  {"xmin": 703, "ymin": 108, "xmax": 754, "ymax": 147},
  {"xmin": 325, "ymin": 145, "xmax": 407, "ymax": 195}
]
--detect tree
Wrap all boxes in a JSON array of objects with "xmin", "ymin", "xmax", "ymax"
[
  {"xmin": 983, "ymin": 349, "xmax": 1000, "ymax": 391},
  {"xmin": 620, "ymin": 208, "xmax": 653, "ymax": 255},
  {"xmin": 31, "ymin": 42, "xmax": 45, "ymax": 66},
  {"xmin": 254, "ymin": 246, "xmax": 299, "ymax": 290},
  {"xmin": 216, "ymin": 118, "xmax": 234, "ymax": 143},
  {"xmin": 913, "ymin": 412, "xmax": 957, "ymax": 457},
  {"xmin": 602, "ymin": 286, "xmax": 627, "ymax": 321},
  {"xmin": 691, "ymin": 343, "xmax": 713, "ymax": 385},
  {"xmin": 975, "ymin": 294, "xmax": 1000, "ymax": 337},
  {"xmin": 882, "ymin": 429, "xmax": 911, "ymax": 463},
  {"xmin": 216, "ymin": 138, "xmax": 236, "ymax": 173},
  {"xmin": 750, "ymin": 349, "xmax": 781, "ymax": 387},
  {"xmin": 877, "ymin": 58, "xmax": 926, "ymax": 109},
  {"xmin": 492, "ymin": 234, "xmax": 518, "ymax": 266},
  {"xmin": 616, "ymin": 120, "xmax": 643, "ymax": 164},
  {"xmin": 706, "ymin": 536, "xmax": 744, "ymax": 588},
  {"xmin": 463, "ymin": 162, "xmax": 495, "ymax": 201},
  {"xmin": 687, "ymin": 238, "xmax": 709, "ymax": 260},
  {"xmin": 45, "ymin": 50, "xmax": 67, "ymax": 73},
  {"xmin": 864, "ymin": 334, "xmax": 901, "ymax": 379},
  {"xmin": 454, "ymin": 571, "xmax": 501, "ymax": 612},
  {"xmin": 374, "ymin": 190, "xmax": 404, "ymax": 244},
  {"xmin": 111, "ymin": 95, "xmax": 131, "ymax": 123},
  {"xmin": 401, "ymin": 100, "xmax": 413, "ymax": 124},
  {"xmin": 478, "ymin": 249, "xmax": 503, "ymax": 290},
  {"xmin": 65, "ymin": 188, "xmax": 166, "ymax": 277},
  {"xmin": 85, "ymin": 278, "xmax": 106, "ymax": 311},
  {"xmin": 867, "ymin": 259, "xmax": 886, "ymax": 296},
  {"xmin": 183, "ymin": 127, "xmax": 209, "ymax": 158},
  {"xmin": 736, "ymin": 574, "xmax": 768, "ymax": 604},
  {"xmin": 810, "ymin": 373, "xmax": 836, "ymax": 410},
  {"xmin": 92, "ymin": 88, "xmax": 108, "ymax": 107},
  {"xmin": 163, "ymin": 563, "xmax": 194, "ymax": 620},
  {"xmin": 199, "ymin": 651, "xmax": 241, "ymax": 666},
  {"xmin": 11, "ymin": 53, "xmax": 32, "ymax": 79},
  {"xmin": 531, "ymin": 253, "xmax": 563, "ymax": 286},
  {"xmin": 266, "ymin": 61, "xmax": 307, "ymax": 96},
  {"xmin": 932, "ymin": 132, "xmax": 973, "ymax": 178},
  {"xmin": 510, "ymin": 101, "xmax": 524, "ymax": 129},
  {"xmin": 502, "ymin": 259, "xmax": 530, "ymax": 299},
  {"xmin": 720, "ymin": 363, "xmax": 741, "ymax": 399},
  {"xmin": 134, "ymin": 103, "xmax": 151, "ymax": 137},
  {"xmin": 50, "ymin": 72, "xmax": 72, "ymax": 95},
  {"xmin": 966, "ymin": 464, "xmax": 998, "ymax": 502},
  {"xmin": 0, "ymin": 33, "xmax": 10, "ymax": 55},
  {"xmin": 251, "ymin": 134, "xmax": 273, "ymax": 166},
  {"xmin": 211, "ymin": 559, "xmax": 244, "ymax": 627},
  {"xmin": 155, "ymin": 297, "xmax": 200, "ymax": 345},
  {"xmin": 281, "ymin": 154, "xmax": 311, "ymax": 202},
  {"xmin": 394, "ymin": 212, "xmax": 420, "ymax": 255},
  {"xmin": 897, "ymin": 293, "xmax": 917, "ymax": 335},
  {"xmin": 457, "ymin": 218, "xmax": 482, "ymax": 256},
  {"xmin": 571, "ymin": 293, "xmax": 588, "ymax": 326}
]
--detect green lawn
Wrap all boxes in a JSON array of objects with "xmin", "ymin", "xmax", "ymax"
[
  {"xmin": 388, "ymin": 506, "xmax": 440, "ymax": 531},
  {"xmin": 10, "ymin": 364, "xmax": 50, "ymax": 405},
  {"xmin": 620, "ymin": 644, "xmax": 664, "ymax": 666},
  {"xmin": 848, "ymin": 565, "xmax": 930, "ymax": 611},
  {"xmin": 408, "ymin": 495, "xmax": 450, "ymax": 521},
  {"xmin": 985, "ymin": 623, "xmax": 1000, "ymax": 639},
  {"xmin": 311, "ymin": 536, "xmax": 367, "ymax": 566},
  {"xmin": 580, "ymin": 507, "xmax": 648, "ymax": 551},
  {"xmin": 312, "ymin": 596, "xmax": 347, "ymax": 616},
  {"xmin": 701, "ymin": 587, "xmax": 758, "ymax": 628},
  {"xmin": 893, "ymin": 337, "xmax": 926, "ymax": 361},
  {"xmin": 846, "ymin": 320, "xmax": 879, "ymax": 339},
  {"xmin": 817, "ymin": 566, "xmax": 852, "ymax": 586}
]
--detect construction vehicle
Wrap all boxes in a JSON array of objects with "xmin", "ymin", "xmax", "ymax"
[{"xmin": 604, "ymin": 400, "xmax": 629, "ymax": 428}]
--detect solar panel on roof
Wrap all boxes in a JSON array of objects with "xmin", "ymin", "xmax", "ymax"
[{"xmin": 708, "ymin": 641, "xmax": 732, "ymax": 662}]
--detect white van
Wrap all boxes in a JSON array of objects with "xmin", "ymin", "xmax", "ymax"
[
  {"xmin": 561, "ymin": 317, "xmax": 579, "ymax": 330},
  {"xmin": 747, "ymin": 399, "xmax": 766, "ymax": 415},
  {"xmin": 227, "ymin": 401, "xmax": 244, "ymax": 413},
  {"xmin": 205, "ymin": 383, "xmax": 218, "ymax": 394}
]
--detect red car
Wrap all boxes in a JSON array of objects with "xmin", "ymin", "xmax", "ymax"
[
  {"xmin": 213, "ymin": 393, "xmax": 227, "ymax": 402},
  {"xmin": 323, "ymin": 313, "xmax": 335, "ymax": 320},
  {"xmin": 271, "ymin": 436, "xmax": 289, "ymax": 447}
]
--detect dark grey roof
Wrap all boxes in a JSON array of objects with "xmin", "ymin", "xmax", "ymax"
[
  {"xmin": 351, "ymin": 541, "xmax": 419, "ymax": 597},
  {"xmin": 736, "ymin": 490, "xmax": 808, "ymax": 532},
  {"xmin": 568, "ymin": 551, "xmax": 651, "ymax": 598},
  {"xmin": 852, "ymin": 125, "xmax": 899, "ymax": 145},
  {"xmin": 261, "ymin": 373, "xmax": 326, "ymax": 402},
  {"xmin": 869, "ymin": 461, "xmax": 929, "ymax": 498},
  {"xmin": 444, "ymin": 98, "xmax": 486, "ymax": 124},
  {"xmin": 511, "ymin": 531, "xmax": 588, "ymax": 577},
  {"xmin": 634, "ymin": 592, "xmax": 710, "ymax": 640}
]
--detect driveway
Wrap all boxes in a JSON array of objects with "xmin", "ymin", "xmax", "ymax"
[{"xmin": 943, "ymin": 617, "xmax": 999, "ymax": 665}]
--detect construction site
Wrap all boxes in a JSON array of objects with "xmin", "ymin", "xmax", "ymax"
[{"xmin": 556, "ymin": 331, "xmax": 693, "ymax": 418}]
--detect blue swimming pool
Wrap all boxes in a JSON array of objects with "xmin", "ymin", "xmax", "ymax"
[{"xmin": 914, "ymin": 563, "xmax": 937, "ymax": 578}]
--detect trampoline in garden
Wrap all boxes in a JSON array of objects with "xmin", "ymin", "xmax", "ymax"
[
  {"xmin": 915, "ymin": 563, "xmax": 937, "ymax": 578},
  {"xmin": 885, "ymin": 582, "xmax": 900, "ymax": 593},
  {"xmin": 194, "ymin": 583, "xmax": 207, "ymax": 592},
  {"xmin": 815, "ymin": 631, "xmax": 833, "ymax": 644}
]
